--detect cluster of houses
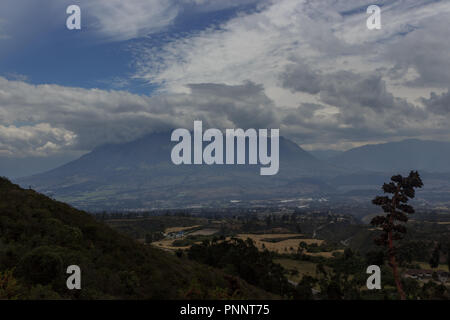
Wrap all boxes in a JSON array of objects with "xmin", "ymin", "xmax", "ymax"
[{"xmin": 403, "ymin": 269, "xmax": 449, "ymax": 283}]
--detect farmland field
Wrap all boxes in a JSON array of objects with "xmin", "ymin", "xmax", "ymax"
[
  {"xmin": 274, "ymin": 259, "xmax": 328, "ymax": 284},
  {"xmin": 152, "ymin": 239, "xmax": 201, "ymax": 250},
  {"xmin": 165, "ymin": 225, "xmax": 202, "ymax": 233},
  {"xmin": 304, "ymin": 250, "xmax": 344, "ymax": 258},
  {"xmin": 235, "ymin": 234, "xmax": 323, "ymax": 253},
  {"xmin": 189, "ymin": 228, "xmax": 219, "ymax": 236}
]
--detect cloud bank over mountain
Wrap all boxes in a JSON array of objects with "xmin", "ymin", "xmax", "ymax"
[
  {"xmin": 0, "ymin": 78, "xmax": 279, "ymax": 156},
  {"xmin": 0, "ymin": 0, "xmax": 449, "ymax": 163}
]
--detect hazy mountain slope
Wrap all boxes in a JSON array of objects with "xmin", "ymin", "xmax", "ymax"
[
  {"xmin": 18, "ymin": 132, "xmax": 338, "ymax": 210},
  {"xmin": 18, "ymin": 135, "xmax": 450, "ymax": 210},
  {"xmin": 324, "ymin": 140, "xmax": 450, "ymax": 202},
  {"xmin": 330, "ymin": 139, "xmax": 450, "ymax": 173},
  {"xmin": 0, "ymin": 155, "xmax": 79, "ymax": 179},
  {"xmin": 0, "ymin": 177, "xmax": 274, "ymax": 299},
  {"xmin": 309, "ymin": 150, "xmax": 344, "ymax": 161}
]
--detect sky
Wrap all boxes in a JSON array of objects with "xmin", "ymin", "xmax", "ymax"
[{"xmin": 0, "ymin": 0, "xmax": 449, "ymax": 177}]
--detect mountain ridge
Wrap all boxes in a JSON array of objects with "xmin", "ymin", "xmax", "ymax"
[
  {"xmin": 17, "ymin": 132, "xmax": 339, "ymax": 209},
  {"xmin": 329, "ymin": 139, "xmax": 450, "ymax": 173},
  {"xmin": 16, "ymin": 135, "xmax": 450, "ymax": 210}
]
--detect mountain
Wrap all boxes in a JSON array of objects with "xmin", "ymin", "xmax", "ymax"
[
  {"xmin": 309, "ymin": 150, "xmax": 343, "ymax": 161},
  {"xmin": 17, "ymin": 136, "xmax": 450, "ymax": 210},
  {"xmin": 17, "ymin": 132, "xmax": 339, "ymax": 210},
  {"xmin": 0, "ymin": 177, "xmax": 273, "ymax": 299},
  {"xmin": 321, "ymin": 140, "xmax": 450, "ymax": 203},
  {"xmin": 0, "ymin": 154, "xmax": 79, "ymax": 179},
  {"xmin": 329, "ymin": 139, "xmax": 450, "ymax": 173}
]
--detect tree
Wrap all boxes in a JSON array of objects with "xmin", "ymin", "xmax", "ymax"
[
  {"xmin": 0, "ymin": 270, "xmax": 24, "ymax": 299},
  {"xmin": 145, "ymin": 233, "xmax": 153, "ymax": 244},
  {"xmin": 324, "ymin": 278, "xmax": 342, "ymax": 300},
  {"xmin": 294, "ymin": 275, "xmax": 316, "ymax": 300},
  {"xmin": 365, "ymin": 250, "xmax": 385, "ymax": 266},
  {"xmin": 447, "ymin": 247, "xmax": 450, "ymax": 272},
  {"xmin": 265, "ymin": 215, "xmax": 272, "ymax": 227},
  {"xmin": 17, "ymin": 246, "xmax": 64, "ymax": 285},
  {"xmin": 429, "ymin": 244, "xmax": 440, "ymax": 269},
  {"xmin": 370, "ymin": 171, "xmax": 423, "ymax": 300}
]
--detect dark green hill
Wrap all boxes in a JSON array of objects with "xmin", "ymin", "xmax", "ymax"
[{"xmin": 0, "ymin": 177, "xmax": 273, "ymax": 299}]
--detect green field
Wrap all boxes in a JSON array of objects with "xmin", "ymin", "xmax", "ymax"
[{"xmin": 274, "ymin": 259, "xmax": 319, "ymax": 283}]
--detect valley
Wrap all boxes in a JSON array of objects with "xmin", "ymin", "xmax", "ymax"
[{"xmin": 101, "ymin": 205, "xmax": 450, "ymax": 299}]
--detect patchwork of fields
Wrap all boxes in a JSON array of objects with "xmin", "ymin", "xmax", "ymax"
[
  {"xmin": 151, "ymin": 228, "xmax": 343, "ymax": 258},
  {"xmin": 234, "ymin": 234, "xmax": 323, "ymax": 253}
]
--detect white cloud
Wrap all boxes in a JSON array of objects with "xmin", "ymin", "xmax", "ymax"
[
  {"xmin": 1, "ymin": 73, "xmax": 450, "ymax": 157},
  {"xmin": 0, "ymin": 0, "xmax": 262, "ymax": 43},
  {"xmin": 0, "ymin": 77, "xmax": 279, "ymax": 156},
  {"xmin": 134, "ymin": 0, "xmax": 312, "ymax": 96},
  {"xmin": 1, "ymin": 0, "xmax": 450, "ymax": 156},
  {"xmin": 84, "ymin": 0, "xmax": 265, "ymax": 41},
  {"xmin": 0, "ymin": 123, "xmax": 76, "ymax": 157},
  {"xmin": 133, "ymin": 0, "xmax": 450, "ymax": 108},
  {"xmin": 86, "ymin": 0, "xmax": 180, "ymax": 41}
]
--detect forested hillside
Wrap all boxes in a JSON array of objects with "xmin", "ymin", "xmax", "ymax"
[{"xmin": 0, "ymin": 177, "xmax": 273, "ymax": 299}]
